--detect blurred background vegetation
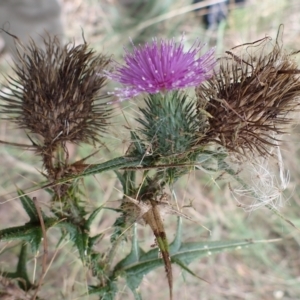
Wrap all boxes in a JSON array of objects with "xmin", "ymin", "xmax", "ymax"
[{"xmin": 1, "ymin": 0, "xmax": 300, "ymax": 299}]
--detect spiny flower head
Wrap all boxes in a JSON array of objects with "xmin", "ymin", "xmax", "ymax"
[
  {"xmin": 196, "ymin": 34, "xmax": 300, "ymax": 157},
  {"xmin": 0, "ymin": 37, "xmax": 111, "ymax": 148},
  {"xmin": 107, "ymin": 37, "xmax": 216, "ymax": 101}
]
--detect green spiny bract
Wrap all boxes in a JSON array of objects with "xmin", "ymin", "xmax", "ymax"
[{"xmin": 137, "ymin": 91, "xmax": 199, "ymax": 158}]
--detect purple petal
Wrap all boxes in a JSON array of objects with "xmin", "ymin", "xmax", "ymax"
[{"xmin": 106, "ymin": 37, "xmax": 216, "ymax": 102}]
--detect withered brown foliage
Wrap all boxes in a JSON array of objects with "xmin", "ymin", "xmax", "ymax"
[
  {"xmin": 196, "ymin": 33, "xmax": 300, "ymax": 157},
  {"xmin": 0, "ymin": 37, "xmax": 111, "ymax": 149}
]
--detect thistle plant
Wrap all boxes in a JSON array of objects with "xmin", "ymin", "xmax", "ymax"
[{"xmin": 0, "ymin": 27, "xmax": 299, "ymax": 300}]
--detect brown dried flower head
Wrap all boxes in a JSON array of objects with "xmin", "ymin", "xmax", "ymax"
[
  {"xmin": 0, "ymin": 36, "xmax": 111, "ymax": 148},
  {"xmin": 196, "ymin": 30, "xmax": 300, "ymax": 157}
]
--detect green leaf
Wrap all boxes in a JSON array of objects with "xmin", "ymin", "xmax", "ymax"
[
  {"xmin": 172, "ymin": 258, "xmax": 207, "ymax": 282},
  {"xmin": 64, "ymin": 156, "xmax": 151, "ymax": 183},
  {"xmin": 110, "ymin": 213, "xmax": 127, "ymax": 243},
  {"xmin": 58, "ymin": 214, "xmax": 105, "ymax": 263},
  {"xmin": 129, "ymin": 288, "xmax": 142, "ymax": 300},
  {"xmin": 32, "ymin": 156, "xmax": 153, "ymax": 193},
  {"xmin": 55, "ymin": 221, "xmax": 78, "ymax": 240},
  {"xmin": 85, "ymin": 205, "xmax": 104, "ymax": 230},
  {"xmin": 130, "ymin": 131, "xmax": 146, "ymax": 155},
  {"xmin": 55, "ymin": 221, "xmax": 88, "ymax": 262},
  {"xmin": 114, "ymin": 223, "xmax": 141, "ymax": 271},
  {"xmin": 30, "ymin": 228, "xmax": 43, "ymax": 254},
  {"xmin": 169, "ymin": 217, "xmax": 182, "ymax": 254},
  {"xmin": 113, "ymin": 217, "xmax": 259, "ymax": 299},
  {"xmin": 113, "ymin": 218, "xmax": 181, "ymax": 298},
  {"xmin": 26, "ymin": 133, "xmax": 39, "ymax": 147},
  {"xmin": 88, "ymin": 281, "xmax": 117, "ymax": 299},
  {"xmin": 114, "ymin": 170, "xmax": 126, "ymax": 191},
  {"xmin": 194, "ymin": 149, "xmax": 229, "ymax": 174},
  {"xmin": 113, "ymin": 224, "xmax": 145, "ymax": 299},
  {"xmin": 117, "ymin": 239, "xmax": 256, "ymax": 297},
  {"xmin": 114, "ymin": 170, "xmax": 136, "ymax": 195},
  {"xmin": 17, "ymin": 189, "xmax": 39, "ymax": 222},
  {"xmin": 4, "ymin": 243, "xmax": 33, "ymax": 291},
  {"xmin": 0, "ymin": 217, "xmax": 58, "ymax": 253},
  {"xmin": 88, "ymin": 233, "xmax": 103, "ymax": 248},
  {"xmin": 172, "ymin": 239, "xmax": 255, "ymax": 265},
  {"xmin": 89, "ymin": 252, "xmax": 103, "ymax": 277},
  {"xmin": 44, "ymin": 187, "xmax": 54, "ymax": 196},
  {"xmin": 74, "ymin": 230, "xmax": 89, "ymax": 262}
]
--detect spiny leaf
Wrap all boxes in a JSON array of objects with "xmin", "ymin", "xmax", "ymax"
[
  {"xmin": 130, "ymin": 130, "xmax": 146, "ymax": 155},
  {"xmin": 55, "ymin": 221, "xmax": 88, "ymax": 262},
  {"xmin": 196, "ymin": 149, "xmax": 227, "ymax": 173},
  {"xmin": 55, "ymin": 221, "xmax": 78, "ymax": 240},
  {"xmin": 114, "ymin": 220, "xmax": 260, "ymax": 300},
  {"xmin": 121, "ymin": 195, "xmax": 173, "ymax": 299},
  {"xmin": 26, "ymin": 132, "xmax": 40, "ymax": 147},
  {"xmin": 33, "ymin": 155, "xmax": 153, "ymax": 193},
  {"xmin": 61, "ymin": 156, "xmax": 151, "ymax": 183},
  {"xmin": 169, "ymin": 217, "xmax": 182, "ymax": 254},
  {"xmin": 113, "ymin": 223, "xmax": 142, "ymax": 271},
  {"xmin": 17, "ymin": 189, "xmax": 39, "ymax": 222},
  {"xmin": 88, "ymin": 233, "xmax": 103, "ymax": 248},
  {"xmin": 172, "ymin": 258, "xmax": 208, "ymax": 283},
  {"xmin": 3, "ymin": 243, "xmax": 33, "ymax": 291},
  {"xmin": 128, "ymin": 287, "xmax": 142, "ymax": 300},
  {"xmin": 172, "ymin": 239, "xmax": 255, "ymax": 265},
  {"xmin": 114, "ymin": 170, "xmax": 136, "ymax": 195},
  {"xmin": 89, "ymin": 252, "xmax": 103, "ymax": 277},
  {"xmin": 74, "ymin": 231, "xmax": 89, "ymax": 262},
  {"xmin": 57, "ymin": 216, "xmax": 103, "ymax": 263},
  {"xmin": 30, "ymin": 228, "xmax": 43, "ymax": 254},
  {"xmin": 88, "ymin": 281, "xmax": 117, "ymax": 299},
  {"xmin": 117, "ymin": 239, "xmax": 257, "ymax": 296},
  {"xmin": 85, "ymin": 205, "xmax": 104, "ymax": 230},
  {"xmin": 0, "ymin": 218, "xmax": 57, "ymax": 253},
  {"xmin": 114, "ymin": 170, "xmax": 126, "ymax": 192},
  {"xmin": 10, "ymin": 156, "xmax": 152, "ymax": 201},
  {"xmin": 113, "ymin": 224, "xmax": 145, "ymax": 299},
  {"xmin": 110, "ymin": 213, "xmax": 127, "ymax": 243}
]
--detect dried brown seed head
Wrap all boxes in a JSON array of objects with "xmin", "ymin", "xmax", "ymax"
[
  {"xmin": 196, "ymin": 33, "xmax": 300, "ymax": 157},
  {"xmin": 0, "ymin": 36, "xmax": 112, "ymax": 149}
]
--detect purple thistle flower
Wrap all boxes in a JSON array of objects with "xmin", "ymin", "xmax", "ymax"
[{"xmin": 106, "ymin": 37, "xmax": 216, "ymax": 101}]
